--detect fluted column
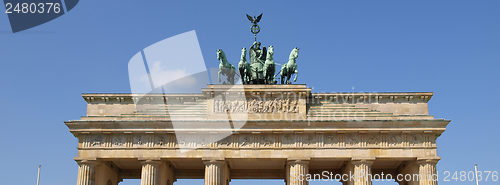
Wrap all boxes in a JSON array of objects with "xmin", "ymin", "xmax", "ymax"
[
  {"xmin": 417, "ymin": 159, "xmax": 438, "ymax": 185},
  {"xmin": 141, "ymin": 160, "xmax": 161, "ymax": 185},
  {"xmin": 204, "ymin": 159, "xmax": 227, "ymax": 185},
  {"xmin": 76, "ymin": 160, "xmax": 99, "ymax": 185},
  {"xmin": 286, "ymin": 160, "xmax": 309, "ymax": 185},
  {"xmin": 351, "ymin": 160, "xmax": 373, "ymax": 185}
]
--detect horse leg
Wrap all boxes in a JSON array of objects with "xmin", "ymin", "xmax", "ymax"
[
  {"xmin": 230, "ymin": 72, "xmax": 235, "ymax": 84},
  {"xmin": 271, "ymin": 67, "xmax": 275, "ymax": 84},
  {"xmin": 218, "ymin": 70, "xmax": 222, "ymax": 82},
  {"xmin": 248, "ymin": 71, "xmax": 253, "ymax": 84},
  {"xmin": 293, "ymin": 70, "xmax": 298, "ymax": 82},
  {"xmin": 248, "ymin": 72, "xmax": 252, "ymax": 84},
  {"xmin": 266, "ymin": 68, "xmax": 271, "ymax": 84},
  {"xmin": 239, "ymin": 69, "xmax": 245, "ymax": 84},
  {"xmin": 280, "ymin": 67, "xmax": 286, "ymax": 84},
  {"xmin": 264, "ymin": 69, "xmax": 268, "ymax": 84},
  {"xmin": 243, "ymin": 71, "xmax": 247, "ymax": 84},
  {"xmin": 263, "ymin": 68, "xmax": 267, "ymax": 84}
]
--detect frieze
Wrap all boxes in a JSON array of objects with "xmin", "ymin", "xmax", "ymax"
[
  {"xmin": 78, "ymin": 133, "xmax": 437, "ymax": 149},
  {"xmin": 216, "ymin": 136, "xmax": 234, "ymax": 148},
  {"xmin": 112, "ymin": 135, "xmax": 126, "ymax": 147}
]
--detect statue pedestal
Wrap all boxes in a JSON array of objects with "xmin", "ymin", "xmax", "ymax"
[{"xmin": 202, "ymin": 84, "xmax": 311, "ymax": 120}]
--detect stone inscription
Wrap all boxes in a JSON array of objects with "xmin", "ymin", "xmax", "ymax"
[
  {"xmin": 80, "ymin": 133, "xmax": 436, "ymax": 149},
  {"xmin": 214, "ymin": 99, "xmax": 298, "ymax": 113}
]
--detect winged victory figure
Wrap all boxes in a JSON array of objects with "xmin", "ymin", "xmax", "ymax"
[{"xmin": 246, "ymin": 13, "xmax": 263, "ymax": 25}]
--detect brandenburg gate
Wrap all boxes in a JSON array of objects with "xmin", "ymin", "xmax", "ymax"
[
  {"xmin": 65, "ymin": 14, "xmax": 449, "ymax": 185},
  {"xmin": 65, "ymin": 84, "xmax": 449, "ymax": 185}
]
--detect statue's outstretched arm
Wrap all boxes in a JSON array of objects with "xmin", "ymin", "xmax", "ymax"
[{"xmin": 250, "ymin": 41, "xmax": 257, "ymax": 49}]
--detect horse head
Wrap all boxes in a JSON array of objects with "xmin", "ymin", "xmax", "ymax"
[
  {"xmin": 266, "ymin": 45, "xmax": 274, "ymax": 61},
  {"xmin": 240, "ymin": 48, "xmax": 247, "ymax": 62},
  {"xmin": 289, "ymin": 47, "xmax": 299, "ymax": 61},
  {"xmin": 267, "ymin": 45, "xmax": 274, "ymax": 59},
  {"xmin": 217, "ymin": 49, "xmax": 226, "ymax": 62}
]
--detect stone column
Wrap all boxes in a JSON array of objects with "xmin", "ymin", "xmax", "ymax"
[
  {"xmin": 76, "ymin": 160, "xmax": 99, "ymax": 185},
  {"xmin": 340, "ymin": 162, "xmax": 353, "ymax": 185},
  {"xmin": 343, "ymin": 159, "xmax": 373, "ymax": 185},
  {"xmin": 417, "ymin": 159, "xmax": 438, "ymax": 185},
  {"xmin": 160, "ymin": 161, "xmax": 176, "ymax": 185},
  {"xmin": 204, "ymin": 159, "xmax": 228, "ymax": 185},
  {"xmin": 141, "ymin": 160, "xmax": 161, "ymax": 185},
  {"xmin": 286, "ymin": 160, "xmax": 309, "ymax": 185}
]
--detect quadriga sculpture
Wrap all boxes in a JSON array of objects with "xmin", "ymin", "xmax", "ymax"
[
  {"xmin": 238, "ymin": 48, "xmax": 251, "ymax": 84},
  {"xmin": 280, "ymin": 48, "xmax": 299, "ymax": 84},
  {"xmin": 263, "ymin": 45, "xmax": 276, "ymax": 84},
  {"xmin": 217, "ymin": 49, "xmax": 236, "ymax": 84}
]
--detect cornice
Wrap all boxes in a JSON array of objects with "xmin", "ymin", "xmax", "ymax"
[
  {"xmin": 81, "ymin": 92, "xmax": 433, "ymax": 104},
  {"xmin": 65, "ymin": 119, "xmax": 449, "ymax": 135}
]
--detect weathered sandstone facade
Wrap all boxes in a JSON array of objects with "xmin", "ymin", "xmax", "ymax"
[{"xmin": 66, "ymin": 85, "xmax": 449, "ymax": 185}]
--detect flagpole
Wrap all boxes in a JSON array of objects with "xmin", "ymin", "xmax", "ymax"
[
  {"xmin": 475, "ymin": 164, "xmax": 479, "ymax": 185},
  {"xmin": 36, "ymin": 165, "xmax": 41, "ymax": 185}
]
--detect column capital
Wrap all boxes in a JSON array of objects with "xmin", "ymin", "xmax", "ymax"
[
  {"xmin": 416, "ymin": 158, "xmax": 440, "ymax": 165},
  {"xmin": 140, "ymin": 159, "xmax": 162, "ymax": 166},
  {"xmin": 351, "ymin": 158, "xmax": 375, "ymax": 166},
  {"xmin": 202, "ymin": 158, "xmax": 226, "ymax": 165},
  {"xmin": 203, "ymin": 160, "xmax": 226, "ymax": 165},
  {"xmin": 76, "ymin": 159, "xmax": 101, "ymax": 166},
  {"xmin": 287, "ymin": 158, "xmax": 310, "ymax": 165}
]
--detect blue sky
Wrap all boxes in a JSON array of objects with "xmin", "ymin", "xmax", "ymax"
[{"xmin": 0, "ymin": 0, "xmax": 499, "ymax": 185}]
